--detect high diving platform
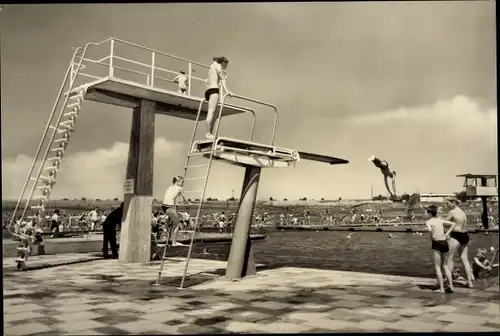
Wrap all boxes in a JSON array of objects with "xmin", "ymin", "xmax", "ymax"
[
  {"xmin": 69, "ymin": 77, "xmax": 249, "ymax": 121},
  {"xmin": 10, "ymin": 37, "xmax": 349, "ymax": 281}
]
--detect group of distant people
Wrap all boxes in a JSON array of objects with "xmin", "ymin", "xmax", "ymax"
[{"xmin": 425, "ymin": 198, "xmax": 498, "ymax": 293}]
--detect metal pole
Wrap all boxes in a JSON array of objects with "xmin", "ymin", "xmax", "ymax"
[
  {"xmin": 109, "ymin": 39, "xmax": 115, "ymax": 77},
  {"xmin": 150, "ymin": 52, "xmax": 155, "ymax": 87},
  {"xmin": 188, "ymin": 62, "xmax": 192, "ymax": 96}
]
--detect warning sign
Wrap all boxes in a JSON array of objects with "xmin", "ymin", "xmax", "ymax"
[{"xmin": 123, "ymin": 179, "xmax": 134, "ymax": 194}]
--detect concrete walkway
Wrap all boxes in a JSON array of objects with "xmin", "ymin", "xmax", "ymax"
[{"xmin": 3, "ymin": 255, "xmax": 499, "ymax": 335}]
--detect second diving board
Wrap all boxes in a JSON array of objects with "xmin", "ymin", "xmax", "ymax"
[{"xmin": 191, "ymin": 137, "xmax": 349, "ymax": 168}]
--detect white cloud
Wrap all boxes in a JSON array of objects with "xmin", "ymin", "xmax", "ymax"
[{"xmin": 2, "ymin": 137, "xmax": 184, "ymax": 200}]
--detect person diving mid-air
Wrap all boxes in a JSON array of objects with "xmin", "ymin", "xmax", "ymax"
[{"xmin": 369, "ymin": 155, "xmax": 397, "ymax": 197}]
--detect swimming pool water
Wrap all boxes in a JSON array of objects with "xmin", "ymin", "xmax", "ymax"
[{"xmin": 188, "ymin": 231, "xmax": 499, "ymax": 278}]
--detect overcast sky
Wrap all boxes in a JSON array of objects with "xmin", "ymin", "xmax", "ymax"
[{"xmin": 1, "ymin": 2, "xmax": 497, "ymax": 201}]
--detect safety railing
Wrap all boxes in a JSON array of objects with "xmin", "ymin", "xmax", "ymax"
[
  {"xmin": 72, "ymin": 38, "xmax": 264, "ymax": 144},
  {"xmin": 70, "ymin": 37, "xmax": 210, "ymax": 98},
  {"xmin": 215, "ymin": 92, "xmax": 279, "ymax": 147}
]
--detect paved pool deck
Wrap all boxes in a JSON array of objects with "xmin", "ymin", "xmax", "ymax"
[{"xmin": 3, "ymin": 254, "xmax": 499, "ymax": 335}]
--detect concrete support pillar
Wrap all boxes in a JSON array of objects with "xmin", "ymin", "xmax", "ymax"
[
  {"xmin": 225, "ymin": 165, "xmax": 260, "ymax": 280},
  {"xmin": 119, "ymin": 99, "xmax": 156, "ymax": 263},
  {"xmin": 481, "ymin": 197, "xmax": 489, "ymax": 230}
]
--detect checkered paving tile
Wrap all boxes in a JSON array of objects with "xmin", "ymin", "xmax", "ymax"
[{"xmin": 3, "ymin": 255, "xmax": 499, "ymax": 334}]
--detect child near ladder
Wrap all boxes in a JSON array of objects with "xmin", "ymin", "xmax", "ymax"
[{"xmin": 162, "ymin": 176, "xmax": 190, "ymax": 246}]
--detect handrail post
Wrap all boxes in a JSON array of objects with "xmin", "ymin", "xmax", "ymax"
[
  {"xmin": 188, "ymin": 62, "xmax": 192, "ymax": 96},
  {"xmin": 109, "ymin": 39, "xmax": 115, "ymax": 77},
  {"xmin": 150, "ymin": 52, "xmax": 155, "ymax": 87},
  {"xmin": 70, "ymin": 63, "xmax": 75, "ymax": 86}
]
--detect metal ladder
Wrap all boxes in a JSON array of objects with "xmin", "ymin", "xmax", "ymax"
[
  {"xmin": 155, "ymin": 93, "xmax": 229, "ymax": 287},
  {"xmin": 8, "ymin": 47, "xmax": 89, "ymax": 269}
]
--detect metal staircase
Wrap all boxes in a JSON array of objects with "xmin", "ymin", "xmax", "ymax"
[{"xmin": 8, "ymin": 47, "xmax": 89, "ymax": 270}]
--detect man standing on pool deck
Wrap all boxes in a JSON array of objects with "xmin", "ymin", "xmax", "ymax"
[
  {"xmin": 102, "ymin": 202, "xmax": 123, "ymax": 259},
  {"xmin": 425, "ymin": 205, "xmax": 455, "ymax": 293},
  {"xmin": 445, "ymin": 198, "xmax": 475, "ymax": 288},
  {"xmin": 205, "ymin": 57, "xmax": 230, "ymax": 139},
  {"xmin": 162, "ymin": 176, "xmax": 190, "ymax": 246}
]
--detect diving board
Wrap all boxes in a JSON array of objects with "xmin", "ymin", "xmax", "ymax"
[
  {"xmin": 191, "ymin": 137, "xmax": 349, "ymax": 168},
  {"xmin": 69, "ymin": 77, "xmax": 252, "ymax": 121}
]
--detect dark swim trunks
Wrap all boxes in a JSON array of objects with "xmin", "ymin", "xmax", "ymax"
[
  {"xmin": 450, "ymin": 231, "xmax": 470, "ymax": 245},
  {"xmin": 432, "ymin": 239, "xmax": 449, "ymax": 253},
  {"xmin": 205, "ymin": 88, "xmax": 220, "ymax": 101}
]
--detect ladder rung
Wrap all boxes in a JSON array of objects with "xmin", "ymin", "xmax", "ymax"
[
  {"xmin": 66, "ymin": 102, "xmax": 80, "ymax": 109},
  {"xmin": 185, "ymin": 164, "xmax": 209, "ymax": 169},
  {"xmin": 63, "ymin": 110, "xmax": 78, "ymax": 116},
  {"xmin": 15, "ymin": 258, "xmax": 26, "ymax": 263},
  {"xmin": 50, "ymin": 147, "xmax": 64, "ymax": 153},
  {"xmin": 184, "ymin": 176, "xmax": 206, "ymax": 181},
  {"xmin": 17, "ymin": 247, "xmax": 30, "ymax": 252},
  {"xmin": 38, "ymin": 175, "xmax": 55, "ymax": 182},
  {"xmin": 43, "ymin": 166, "xmax": 58, "ymax": 171},
  {"xmin": 59, "ymin": 120, "xmax": 74, "ymax": 127},
  {"xmin": 67, "ymin": 94, "xmax": 82, "ymax": 100},
  {"xmin": 33, "ymin": 195, "xmax": 48, "ymax": 201},
  {"xmin": 54, "ymin": 138, "xmax": 68, "ymax": 143},
  {"xmin": 49, "ymin": 126, "xmax": 66, "ymax": 133},
  {"xmin": 31, "ymin": 205, "xmax": 45, "ymax": 210},
  {"xmin": 188, "ymin": 151, "xmax": 209, "ymax": 157},
  {"xmin": 47, "ymin": 157, "xmax": 62, "ymax": 162},
  {"xmin": 195, "ymin": 139, "xmax": 216, "ymax": 145}
]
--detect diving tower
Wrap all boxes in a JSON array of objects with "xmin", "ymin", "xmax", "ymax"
[
  {"xmin": 457, "ymin": 173, "xmax": 498, "ymax": 230},
  {"xmin": 9, "ymin": 38, "xmax": 349, "ymax": 282}
]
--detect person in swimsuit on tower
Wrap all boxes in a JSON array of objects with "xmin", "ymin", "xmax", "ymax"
[
  {"xmin": 204, "ymin": 57, "xmax": 230, "ymax": 139},
  {"xmin": 162, "ymin": 176, "xmax": 190, "ymax": 246},
  {"xmin": 445, "ymin": 197, "xmax": 474, "ymax": 288},
  {"xmin": 368, "ymin": 155, "xmax": 397, "ymax": 197},
  {"xmin": 173, "ymin": 71, "xmax": 189, "ymax": 95},
  {"xmin": 425, "ymin": 205, "xmax": 455, "ymax": 293}
]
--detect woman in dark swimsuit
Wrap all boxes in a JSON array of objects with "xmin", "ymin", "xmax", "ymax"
[{"xmin": 445, "ymin": 198, "xmax": 474, "ymax": 288}]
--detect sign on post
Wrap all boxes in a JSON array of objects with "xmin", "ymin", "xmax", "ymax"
[{"xmin": 123, "ymin": 179, "xmax": 135, "ymax": 194}]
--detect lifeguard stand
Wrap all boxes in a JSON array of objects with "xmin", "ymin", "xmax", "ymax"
[
  {"xmin": 457, "ymin": 173, "xmax": 498, "ymax": 229},
  {"xmin": 8, "ymin": 38, "xmax": 349, "ymax": 282}
]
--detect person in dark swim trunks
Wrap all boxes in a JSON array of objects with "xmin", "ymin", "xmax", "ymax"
[
  {"xmin": 449, "ymin": 231, "xmax": 469, "ymax": 245},
  {"xmin": 445, "ymin": 198, "xmax": 474, "ymax": 288},
  {"xmin": 368, "ymin": 155, "xmax": 397, "ymax": 197},
  {"xmin": 204, "ymin": 56, "xmax": 231, "ymax": 139},
  {"xmin": 425, "ymin": 205, "xmax": 455, "ymax": 293}
]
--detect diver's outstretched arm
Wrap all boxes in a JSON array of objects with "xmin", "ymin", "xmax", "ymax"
[{"xmin": 384, "ymin": 176, "xmax": 394, "ymax": 197}]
